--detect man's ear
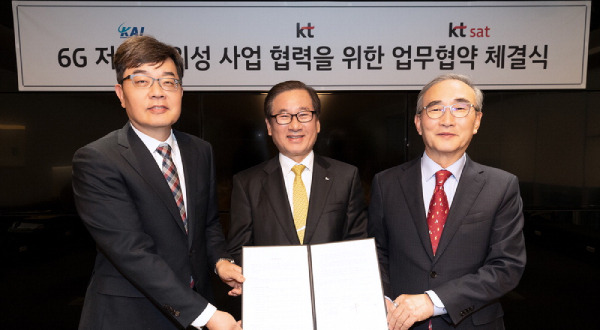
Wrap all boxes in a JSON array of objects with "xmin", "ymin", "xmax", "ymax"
[
  {"xmin": 473, "ymin": 111, "xmax": 483, "ymax": 134},
  {"xmin": 265, "ymin": 118, "xmax": 273, "ymax": 136},
  {"xmin": 414, "ymin": 114, "xmax": 423, "ymax": 135},
  {"xmin": 316, "ymin": 118, "xmax": 320, "ymax": 134},
  {"xmin": 115, "ymin": 84, "xmax": 126, "ymax": 108}
]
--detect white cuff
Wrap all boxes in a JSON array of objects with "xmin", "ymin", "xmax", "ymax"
[
  {"xmin": 425, "ymin": 290, "xmax": 447, "ymax": 316},
  {"xmin": 190, "ymin": 303, "xmax": 217, "ymax": 328}
]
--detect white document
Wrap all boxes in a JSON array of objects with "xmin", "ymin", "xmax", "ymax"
[
  {"xmin": 242, "ymin": 245, "xmax": 315, "ymax": 330},
  {"xmin": 242, "ymin": 238, "xmax": 387, "ymax": 330}
]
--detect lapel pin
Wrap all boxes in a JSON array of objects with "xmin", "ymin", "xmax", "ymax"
[{"xmin": 325, "ymin": 177, "xmax": 330, "ymax": 181}]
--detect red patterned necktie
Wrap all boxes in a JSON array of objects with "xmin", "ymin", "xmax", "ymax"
[
  {"xmin": 426, "ymin": 170, "xmax": 451, "ymax": 255},
  {"xmin": 156, "ymin": 143, "xmax": 188, "ymax": 233}
]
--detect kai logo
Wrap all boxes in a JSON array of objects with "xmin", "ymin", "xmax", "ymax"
[
  {"xmin": 118, "ymin": 23, "xmax": 145, "ymax": 38},
  {"xmin": 449, "ymin": 22, "xmax": 490, "ymax": 38},
  {"xmin": 296, "ymin": 22, "xmax": 315, "ymax": 38}
]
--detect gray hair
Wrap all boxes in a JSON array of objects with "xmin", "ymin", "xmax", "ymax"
[{"xmin": 416, "ymin": 74, "xmax": 483, "ymax": 115}]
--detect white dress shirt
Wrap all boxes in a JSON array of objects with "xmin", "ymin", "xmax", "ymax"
[
  {"xmin": 279, "ymin": 151, "xmax": 314, "ymax": 234},
  {"xmin": 130, "ymin": 124, "xmax": 215, "ymax": 328},
  {"xmin": 420, "ymin": 151, "xmax": 467, "ymax": 316}
]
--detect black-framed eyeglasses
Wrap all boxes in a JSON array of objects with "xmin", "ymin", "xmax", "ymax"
[
  {"xmin": 270, "ymin": 111, "xmax": 316, "ymax": 125},
  {"xmin": 422, "ymin": 103, "xmax": 474, "ymax": 119},
  {"xmin": 121, "ymin": 74, "xmax": 181, "ymax": 91}
]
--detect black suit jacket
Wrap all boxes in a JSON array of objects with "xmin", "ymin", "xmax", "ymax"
[
  {"xmin": 73, "ymin": 124, "xmax": 230, "ymax": 329},
  {"xmin": 227, "ymin": 155, "xmax": 368, "ymax": 264},
  {"xmin": 368, "ymin": 156, "xmax": 526, "ymax": 329}
]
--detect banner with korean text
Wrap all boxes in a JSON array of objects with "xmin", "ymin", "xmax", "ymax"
[{"xmin": 12, "ymin": 1, "xmax": 591, "ymax": 91}]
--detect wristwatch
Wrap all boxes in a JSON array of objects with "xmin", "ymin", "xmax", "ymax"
[
  {"xmin": 214, "ymin": 258, "xmax": 235, "ymax": 274},
  {"xmin": 217, "ymin": 257, "xmax": 235, "ymax": 265}
]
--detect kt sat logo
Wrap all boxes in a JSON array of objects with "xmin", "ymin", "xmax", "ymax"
[
  {"xmin": 448, "ymin": 22, "xmax": 491, "ymax": 38},
  {"xmin": 118, "ymin": 23, "xmax": 145, "ymax": 38}
]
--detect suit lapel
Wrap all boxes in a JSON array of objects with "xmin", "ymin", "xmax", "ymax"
[
  {"xmin": 120, "ymin": 124, "xmax": 188, "ymax": 235},
  {"xmin": 398, "ymin": 158, "xmax": 434, "ymax": 259},
  {"xmin": 262, "ymin": 157, "xmax": 300, "ymax": 244},
  {"xmin": 303, "ymin": 155, "xmax": 333, "ymax": 244},
  {"xmin": 435, "ymin": 157, "xmax": 485, "ymax": 260}
]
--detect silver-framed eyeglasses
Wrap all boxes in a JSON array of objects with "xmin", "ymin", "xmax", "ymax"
[
  {"xmin": 270, "ymin": 111, "xmax": 316, "ymax": 125},
  {"xmin": 422, "ymin": 103, "xmax": 474, "ymax": 119},
  {"xmin": 122, "ymin": 74, "xmax": 181, "ymax": 91}
]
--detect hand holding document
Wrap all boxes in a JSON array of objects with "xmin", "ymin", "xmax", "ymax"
[{"xmin": 242, "ymin": 238, "xmax": 387, "ymax": 330}]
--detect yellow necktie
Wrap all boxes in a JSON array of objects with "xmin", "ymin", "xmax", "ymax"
[{"xmin": 292, "ymin": 164, "xmax": 308, "ymax": 244}]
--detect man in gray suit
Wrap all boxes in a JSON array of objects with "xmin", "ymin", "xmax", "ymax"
[
  {"xmin": 227, "ymin": 80, "xmax": 368, "ymax": 264},
  {"xmin": 369, "ymin": 74, "xmax": 526, "ymax": 330}
]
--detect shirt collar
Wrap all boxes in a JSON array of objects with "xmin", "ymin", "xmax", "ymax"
[
  {"xmin": 421, "ymin": 152, "xmax": 466, "ymax": 183},
  {"xmin": 130, "ymin": 123, "xmax": 176, "ymax": 153},
  {"xmin": 279, "ymin": 151, "xmax": 315, "ymax": 174}
]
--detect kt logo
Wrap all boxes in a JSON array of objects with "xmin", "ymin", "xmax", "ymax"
[
  {"xmin": 297, "ymin": 22, "xmax": 315, "ymax": 38},
  {"xmin": 449, "ymin": 22, "xmax": 467, "ymax": 37}
]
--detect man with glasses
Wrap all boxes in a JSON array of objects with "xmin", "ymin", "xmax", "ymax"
[
  {"xmin": 369, "ymin": 74, "xmax": 526, "ymax": 329},
  {"xmin": 72, "ymin": 35, "xmax": 243, "ymax": 330},
  {"xmin": 227, "ymin": 80, "xmax": 368, "ymax": 264}
]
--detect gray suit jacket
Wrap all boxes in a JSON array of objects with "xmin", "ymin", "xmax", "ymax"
[
  {"xmin": 73, "ymin": 123, "xmax": 230, "ymax": 329},
  {"xmin": 227, "ymin": 155, "xmax": 368, "ymax": 264},
  {"xmin": 368, "ymin": 156, "xmax": 526, "ymax": 329}
]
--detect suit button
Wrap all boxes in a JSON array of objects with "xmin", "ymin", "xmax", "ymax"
[{"xmin": 430, "ymin": 271, "xmax": 438, "ymax": 278}]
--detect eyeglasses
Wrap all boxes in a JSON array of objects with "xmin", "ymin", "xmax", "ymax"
[
  {"xmin": 422, "ymin": 103, "xmax": 474, "ymax": 119},
  {"xmin": 270, "ymin": 111, "xmax": 316, "ymax": 125},
  {"xmin": 121, "ymin": 74, "xmax": 181, "ymax": 91}
]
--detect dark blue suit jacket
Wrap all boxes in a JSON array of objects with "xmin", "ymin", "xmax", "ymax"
[
  {"xmin": 369, "ymin": 156, "xmax": 526, "ymax": 329},
  {"xmin": 227, "ymin": 155, "xmax": 368, "ymax": 264},
  {"xmin": 73, "ymin": 123, "xmax": 230, "ymax": 329}
]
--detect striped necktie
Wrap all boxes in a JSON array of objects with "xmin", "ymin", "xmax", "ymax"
[{"xmin": 156, "ymin": 143, "xmax": 188, "ymax": 233}]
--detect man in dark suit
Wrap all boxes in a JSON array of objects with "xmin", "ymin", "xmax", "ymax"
[
  {"xmin": 369, "ymin": 74, "xmax": 526, "ymax": 330},
  {"xmin": 227, "ymin": 80, "xmax": 368, "ymax": 264},
  {"xmin": 72, "ymin": 36, "xmax": 243, "ymax": 330}
]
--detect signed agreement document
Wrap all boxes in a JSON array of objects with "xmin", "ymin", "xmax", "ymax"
[{"xmin": 242, "ymin": 238, "xmax": 387, "ymax": 330}]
